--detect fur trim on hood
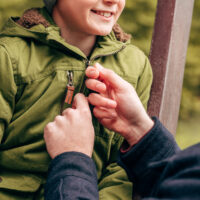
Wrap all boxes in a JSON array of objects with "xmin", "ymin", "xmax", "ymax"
[
  {"xmin": 16, "ymin": 8, "xmax": 131, "ymax": 42},
  {"xmin": 17, "ymin": 9, "xmax": 51, "ymax": 29}
]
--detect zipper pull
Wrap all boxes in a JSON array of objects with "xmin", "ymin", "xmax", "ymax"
[
  {"xmin": 86, "ymin": 59, "xmax": 91, "ymax": 67},
  {"xmin": 65, "ymin": 71, "xmax": 75, "ymax": 104}
]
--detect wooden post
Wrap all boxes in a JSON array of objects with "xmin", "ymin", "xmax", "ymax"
[{"xmin": 148, "ymin": 0, "xmax": 194, "ymax": 135}]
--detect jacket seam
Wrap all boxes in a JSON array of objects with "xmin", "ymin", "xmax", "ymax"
[
  {"xmin": 14, "ymin": 68, "xmax": 85, "ymax": 85},
  {"xmin": 0, "ymin": 44, "xmax": 18, "ymax": 94},
  {"xmin": 0, "ymin": 43, "xmax": 18, "ymax": 72},
  {"xmin": 59, "ymin": 178, "xmax": 64, "ymax": 200},
  {"xmin": 61, "ymin": 174, "xmax": 97, "ymax": 185}
]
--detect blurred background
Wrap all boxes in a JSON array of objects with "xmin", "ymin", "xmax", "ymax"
[{"xmin": 0, "ymin": 0, "xmax": 199, "ymax": 149}]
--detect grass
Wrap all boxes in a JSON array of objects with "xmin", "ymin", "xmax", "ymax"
[{"xmin": 175, "ymin": 117, "xmax": 200, "ymax": 149}]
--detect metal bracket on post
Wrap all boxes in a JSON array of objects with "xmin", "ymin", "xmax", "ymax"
[{"xmin": 148, "ymin": 0, "xmax": 195, "ymax": 135}]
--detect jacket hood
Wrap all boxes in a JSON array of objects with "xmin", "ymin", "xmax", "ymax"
[{"xmin": 1, "ymin": 8, "xmax": 131, "ymax": 43}]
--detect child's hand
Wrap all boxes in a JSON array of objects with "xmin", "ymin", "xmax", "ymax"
[
  {"xmin": 85, "ymin": 63, "xmax": 154, "ymax": 146},
  {"xmin": 44, "ymin": 93, "xmax": 94, "ymax": 159}
]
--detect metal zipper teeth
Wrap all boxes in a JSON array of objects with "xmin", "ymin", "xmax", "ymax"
[
  {"xmin": 60, "ymin": 70, "xmax": 74, "ymax": 114},
  {"xmin": 60, "ymin": 45, "xmax": 126, "ymax": 113},
  {"xmin": 67, "ymin": 71, "xmax": 73, "ymax": 86},
  {"xmin": 80, "ymin": 45, "xmax": 126, "ymax": 93}
]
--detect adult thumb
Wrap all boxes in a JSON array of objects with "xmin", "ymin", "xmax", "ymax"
[{"xmin": 72, "ymin": 93, "xmax": 91, "ymax": 113}]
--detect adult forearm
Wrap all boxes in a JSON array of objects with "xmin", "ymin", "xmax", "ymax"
[
  {"xmin": 118, "ymin": 117, "xmax": 180, "ymax": 196},
  {"xmin": 45, "ymin": 152, "xmax": 99, "ymax": 200}
]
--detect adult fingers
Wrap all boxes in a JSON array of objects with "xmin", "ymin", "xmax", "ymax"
[
  {"xmin": 72, "ymin": 93, "xmax": 92, "ymax": 117},
  {"xmin": 94, "ymin": 63, "xmax": 126, "ymax": 91},
  {"xmin": 88, "ymin": 93, "xmax": 117, "ymax": 109},
  {"xmin": 85, "ymin": 66, "xmax": 100, "ymax": 79},
  {"xmin": 62, "ymin": 107, "xmax": 74, "ymax": 116},
  {"xmin": 85, "ymin": 79, "xmax": 107, "ymax": 94},
  {"xmin": 54, "ymin": 115, "xmax": 65, "ymax": 126},
  {"xmin": 98, "ymin": 118, "xmax": 115, "ymax": 128},
  {"xmin": 71, "ymin": 93, "xmax": 88, "ymax": 109},
  {"xmin": 93, "ymin": 107, "xmax": 117, "ymax": 119},
  {"xmin": 44, "ymin": 122, "xmax": 57, "ymax": 140}
]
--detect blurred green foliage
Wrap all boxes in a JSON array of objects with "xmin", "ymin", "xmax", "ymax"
[
  {"xmin": 0, "ymin": 1, "xmax": 200, "ymax": 129},
  {"xmin": 119, "ymin": 0, "xmax": 157, "ymax": 54},
  {"xmin": 176, "ymin": 116, "xmax": 200, "ymax": 149},
  {"xmin": 0, "ymin": 0, "xmax": 43, "ymax": 27}
]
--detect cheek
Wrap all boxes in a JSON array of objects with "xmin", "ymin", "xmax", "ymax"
[
  {"xmin": 113, "ymin": 2, "xmax": 125, "ymax": 23},
  {"xmin": 118, "ymin": 1, "xmax": 125, "ymax": 16}
]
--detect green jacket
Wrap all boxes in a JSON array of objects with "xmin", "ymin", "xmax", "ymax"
[{"xmin": 0, "ymin": 8, "xmax": 152, "ymax": 200}]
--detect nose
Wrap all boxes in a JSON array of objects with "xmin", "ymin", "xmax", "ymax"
[{"xmin": 103, "ymin": 0, "xmax": 120, "ymax": 4}]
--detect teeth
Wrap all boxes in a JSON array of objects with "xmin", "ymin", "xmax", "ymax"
[
  {"xmin": 103, "ymin": 12, "xmax": 111, "ymax": 17},
  {"xmin": 97, "ymin": 11, "xmax": 112, "ymax": 17}
]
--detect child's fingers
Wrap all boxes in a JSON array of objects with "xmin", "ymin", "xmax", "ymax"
[
  {"xmin": 85, "ymin": 66, "xmax": 99, "ymax": 79},
  {"xmin": 88, "ymin": 93, "xmax": 117, "ymax": 109},
  {"xmin": 85, "ymin": 79, "xmax": 107, "ymax": 94},
  {"xmin": 93, "ymin": 107, "xmax": 117, "ymax": 119}
]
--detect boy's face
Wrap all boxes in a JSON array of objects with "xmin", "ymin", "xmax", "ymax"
[{"xmin": 55, "ymin": 0, "xmax": 125, "ymax": 36}]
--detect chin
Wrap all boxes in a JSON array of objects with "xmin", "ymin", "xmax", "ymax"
[{"xmin": 93, "ymin": 27, "xmax": 113, "ymax": 36}]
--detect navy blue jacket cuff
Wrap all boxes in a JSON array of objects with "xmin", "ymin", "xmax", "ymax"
[
  {"xmin": 45, "ymin": 151, "xmax": 99, "ymax": 200},
  {"xmin": 118, "ymin": 117, "xmax": 180, "ymax": 195}
]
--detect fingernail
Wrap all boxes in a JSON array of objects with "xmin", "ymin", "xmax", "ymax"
[
  {"xmin": 89, "ymin": 70, "xmax": 96, "ymax": 76},
  {"xmin": 108, "ymin": 101, "xmax": 117, "ymax": 108},
  {"xmin": 95, "ymin": 63, "xmax": 103, "ymax": 70}
]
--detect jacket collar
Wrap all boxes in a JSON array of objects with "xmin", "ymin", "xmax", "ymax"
[
  {"xmin": 16, "ymin": 8, "xmax": 131, "ymax": 43},
  {"xmin": 0, "ymin": 8, "xmax": 131, "ymax": 59}
]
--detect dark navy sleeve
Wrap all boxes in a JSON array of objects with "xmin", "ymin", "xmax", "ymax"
[
  {"xmin": 45, "ymin": 151, "xmax": 99, "ymax": 200},
  {"xmin": 118, "ymin": 117, "xmax": 200, "ymax": 199}
]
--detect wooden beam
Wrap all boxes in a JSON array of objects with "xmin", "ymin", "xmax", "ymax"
[{"xmin": 148, "ymin": 0, "xmax": 194, "ymax": 135}]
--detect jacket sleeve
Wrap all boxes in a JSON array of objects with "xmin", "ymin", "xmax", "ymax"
[
  {"xmin": 141, "ymin": 142, "xmax": 200, "ymax": 200},
  {"xmin": 45, "ymin": 152, "xmax": 99, "ymax": 200},
  {"xmin": 118, "ymin": 117, "xmax": 200, "ymax": 199},
  {"xmin": 0, "ymin": 45, "xmax": 17, "ymax": 143}
]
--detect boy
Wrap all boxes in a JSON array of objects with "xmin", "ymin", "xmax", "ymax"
[{"xmin": 0, "ymin": 0, "xmax": 152, "ymax": 199}]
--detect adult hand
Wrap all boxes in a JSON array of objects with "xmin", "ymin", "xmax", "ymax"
[
  {"xmin": 44, "ymin": 93, "xmax": 94, "ymax": 159},
  {"xmin": 85, "ymin": 63, "xmax": 154, "ymax": 146}
]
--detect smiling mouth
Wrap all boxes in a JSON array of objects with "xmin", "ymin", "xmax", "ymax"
[{"xmin": 91, "ymin": 10, "xmax": 113, "ymax": 18}]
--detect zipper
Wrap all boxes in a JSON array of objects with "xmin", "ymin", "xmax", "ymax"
[
  {"xmin": 80, "ymin": 45, "xmax": 126, "ymax": 93},
  {"xmin": 65, "ymin": 71, "xmax": 75, "ymax": 104},
  {"xmin": 60, "ymin": 71, "xmax": 75, "ymax": 113},
  {"xmin": 60, "ymin": 45, "xmax": 126, "ymax": 113}
]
